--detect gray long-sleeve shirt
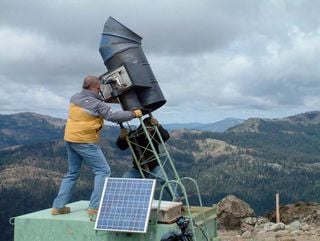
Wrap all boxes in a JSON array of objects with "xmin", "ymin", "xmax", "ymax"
[{"xmin": 70, "ymin": 89, "xmax": 135, "ymax": 123}]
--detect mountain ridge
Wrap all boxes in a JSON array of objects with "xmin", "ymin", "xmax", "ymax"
[
  {"xmin": 2, "ymin": 110, "xmax": 320, "ymax": 241},
  {"xmin": 164, "ymin": 117, "xmax": 245, "ymax": 132}
]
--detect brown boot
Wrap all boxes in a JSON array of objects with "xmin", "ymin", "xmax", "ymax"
[{"xmin": 51, "ymin": 207, "xmax": 71, "ymax": 215}]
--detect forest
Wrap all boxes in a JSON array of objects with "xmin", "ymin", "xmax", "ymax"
[{"xmin": 1, "ymin": 112, "xmax": 320, "ymax": 241}]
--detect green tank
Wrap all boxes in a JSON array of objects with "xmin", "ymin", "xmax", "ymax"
[{"xmin": 14, "ymin": 200, "xmax": 219, "ymax": 241}]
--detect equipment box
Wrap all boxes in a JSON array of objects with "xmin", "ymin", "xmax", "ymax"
[{"xmin": 150, "ymin": 200, "xmax": 183, "ymax": 223}]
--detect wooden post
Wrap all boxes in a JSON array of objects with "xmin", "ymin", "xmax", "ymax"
[{"xmin": 276, "ymin": 193, "xmax": 280, "ymax": 223}]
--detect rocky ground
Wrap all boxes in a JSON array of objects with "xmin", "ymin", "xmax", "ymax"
[
  {"xmin": 218, "ymin": 222, "xmax": 320, "ymax": 241},
  {"xmin": 216, "ymin": 195, "xmax": 320, "ymax": 241}
]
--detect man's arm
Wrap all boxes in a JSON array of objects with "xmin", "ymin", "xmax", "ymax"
[
  {"xmin": 157, "ymin": 124, "xmax": 170, "ymax": 142},
  {"xmin": 97, "ymin": 101, "xmax": 142, "ymax": 123}
]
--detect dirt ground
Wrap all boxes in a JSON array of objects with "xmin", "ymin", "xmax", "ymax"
[{"xmin": 218, "ymin": 230, "xmax": 320, "ymax": 241}]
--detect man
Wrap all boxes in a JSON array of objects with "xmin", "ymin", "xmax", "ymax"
[
  {"xmin": 116, "ymin": 117, "xmax": 179, "ymax": 199},
  {"xmin": 51, "ymin": 75, "xmax": 142, "ymax": 216}
]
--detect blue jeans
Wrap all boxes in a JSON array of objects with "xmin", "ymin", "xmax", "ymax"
[
  {"xmin": 52, "ymin": 142, "xmax": 111, "ymax": 209},
  {"xmin": 123, "ymin": 166, "xmax": 179, "ymax": 200}
]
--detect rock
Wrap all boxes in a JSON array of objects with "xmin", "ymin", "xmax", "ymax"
[
  {"xmin": 256, "ymin": 216, "xmax": 269, "ymax": 225},
  {"xmin": 290, "ymin": 230, "xmax": 303, "ymax": 236},
  {"xmin": 219, "ymin": 199, "xmax": 320, "ymax": 241},
  {"xmin": 266, "ymin": 201, "xmax": 320, "ymax": 224},
  {"xmin": 241, "ymin": 230, "xmax": 253, "ymax": 239},
  {"xmin": 264, "ymin": 222, "xmax": 286, "ymax": 232},
  {"xmin": 217, "ymin": 195, "xmax": 255, "ymax": 230},
  {"xmin": 242, "ymin": 216, "xmax": 257, "ymax": 225},
  {"xmin": 287, "ymin": 220, "xmax": 302, "ymax": 230},
  {"xmin": 240, "ymin": 222, "xmax": 254, "ymax": 233},
  {"xmin": 301, "ymin": 223, "xmax": 310, "ymax": 231},
  {"xmin": 303, "ymin": 210, "xmax": 320, "ymax": 224}
]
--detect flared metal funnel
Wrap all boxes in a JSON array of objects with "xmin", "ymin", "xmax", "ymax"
[{"xmin": 99, "ymin": 17, "xmax": 166, "ymax": 113}]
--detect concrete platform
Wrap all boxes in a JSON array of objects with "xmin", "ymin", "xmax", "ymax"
[{"xmin": 14, "ymin": 200, "xmax": 219, "ymax": 241}]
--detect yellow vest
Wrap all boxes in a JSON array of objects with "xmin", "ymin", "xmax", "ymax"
[{"xmin": 64, "ymin": 104, "xmax": 103, "ymax": 143}]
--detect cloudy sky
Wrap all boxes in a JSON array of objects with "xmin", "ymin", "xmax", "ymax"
[{"xmin": 1, "ymin": 0, "xmax": 319, "ymax": 124}]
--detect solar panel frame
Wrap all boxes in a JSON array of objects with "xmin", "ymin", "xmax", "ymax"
[{"xmin": 94, "ymin": 178, "xmax": 156, "ymax": 233}]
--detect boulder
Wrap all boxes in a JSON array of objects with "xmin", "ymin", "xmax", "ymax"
[{"xmin": 217, "ymin": 195, "xmax": 255, "ymax": 230}]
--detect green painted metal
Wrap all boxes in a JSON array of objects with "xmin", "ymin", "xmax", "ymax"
[
  {"xmin": 14, "ymin": 201, "xmax": 219, "ymax": 241},
  {"xmin": 157, "ymin": 178, "xmax": 210, "ymax": 240},
  {"xmin": 124, "ymin": 116, "xmax": 217, "ymax": 240},
  {"xmin": 125, "ymin": 117, "xmax": 179, "ymax": 200}
]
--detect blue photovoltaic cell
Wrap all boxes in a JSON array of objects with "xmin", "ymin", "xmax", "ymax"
[{"xmin": 94, "ymin": 178, "xmax": 156, "ymax": 233}]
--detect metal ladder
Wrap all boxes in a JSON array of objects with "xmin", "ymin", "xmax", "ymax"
[{"xmin": 122, "ymin": 115, "xmax": 210, "ymax": 240}]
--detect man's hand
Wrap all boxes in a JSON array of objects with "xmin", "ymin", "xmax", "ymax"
[
  {"xmin": 133, "ymin": 109, "xmax": 143, "ymax": 118},
  {"xmin": 150, "ymin": 117, "xmax": 159, "ymax": 126},
  {"xmin": 120, "ymin": 128, "xmax": 128, "ymax": 139}
]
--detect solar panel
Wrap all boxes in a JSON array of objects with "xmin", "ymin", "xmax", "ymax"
[{"xmin": 95, "ymin": 178, "xmax": 156, "ymax": 233}]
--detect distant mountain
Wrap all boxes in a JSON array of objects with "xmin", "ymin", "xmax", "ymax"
[
  {"xmin": 0, "ymin": 112, "xmax": 64, "ymax": 149},
  {"xmin": 2, "ymin": 111, "xmax": 320, "ymax": 241},
  {"xmin": 164, "ymin": 118, "xmax": 244, "ymax": 132},
  {"xmin": 227, "ymin": 111, "xmax": 320, "ymax": 133},
  {"xmin": 284, "ymin": 111, "xmax": 320, "ymax": 124}
]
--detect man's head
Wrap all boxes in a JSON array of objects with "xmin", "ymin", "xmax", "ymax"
[
  {"xmin": 140, "ymin": 117, "xmax": 159, "ymax": 133},
  {"xmin": 82, "ymin": 75, "xmax": 101, "ymax": 93},
  {"xmin": 136, "ymin": 117, "xmax": 153, "ymax": 133}
]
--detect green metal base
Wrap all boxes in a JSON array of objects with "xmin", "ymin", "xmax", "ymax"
[{"xmin": 14, "ymin": 201, "xmax": 219, "ymax": 241}]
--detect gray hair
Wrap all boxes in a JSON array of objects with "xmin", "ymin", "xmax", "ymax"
[{"xmin": 82, "ymin": 75, "xmax": 100, "ymax": 89}]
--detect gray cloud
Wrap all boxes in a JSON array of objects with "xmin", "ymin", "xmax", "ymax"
[{"xmin": 1, "ymin": 0, "xmax": 320, "ymax": 123}]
